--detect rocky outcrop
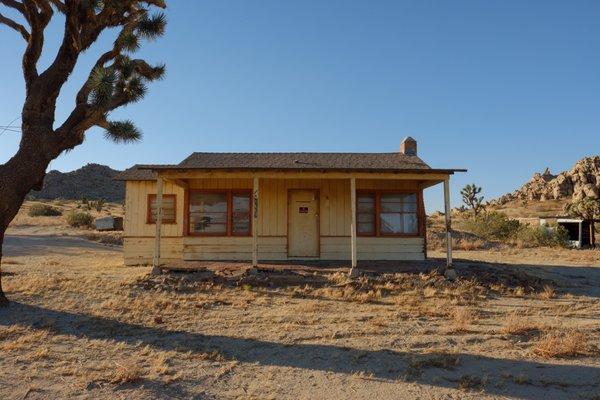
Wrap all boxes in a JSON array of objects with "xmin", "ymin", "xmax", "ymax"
[
  {"xmin": 29, "ymin": 164, "xmax": 124, "ymax": 202},
  {"xmin": 491, "ymin": 156, "xmax": 600, "ymax": 205}
]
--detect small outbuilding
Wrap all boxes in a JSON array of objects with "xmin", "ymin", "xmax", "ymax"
[
  {"xmin": 557, "ymin": 218, "xmax": 594, "ymax": 249},
  {"xmin": 539, "ymin": 216, "xmax": 597, "ymax": 248},
  {"xmin": 115, "ymin": 138, "xmax": 465, "ymax": 270}
]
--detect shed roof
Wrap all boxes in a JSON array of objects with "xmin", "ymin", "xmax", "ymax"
[{"xmin": 115, "ymin": 152, "xmax": 465, "ymax": 181}]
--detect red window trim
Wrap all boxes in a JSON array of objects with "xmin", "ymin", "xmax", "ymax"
[
  {"xmin": 147, "ymin": 194, "xmax": 177, "ymax": 224},
  {"xmin": 356, "ymin": 189, "xmax": 423, "ymax": 237},
  {"xmin": 356, "ymin": 192, "xmax": 376, "ymax": 237},
  {"xmin": 186, "ymin": 189, "xmax": 252, "ymax": 237}
]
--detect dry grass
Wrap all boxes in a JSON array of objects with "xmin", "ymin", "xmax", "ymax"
[
  {"xmin": 406, "ymin": 353, "xmax": 460, "ymax": 378},
  {"xmin": 1, "ymin": 222, "xmax": 600, "ymax": 399},
  {"xmin": 501, "ymin": 314, "xmax": 546, "ymax": 336},
  {"xmin": 531, "ymin": 330, "xmax": 590, "ymax": 359},
  {"xmin": 540, "ymin": 285, "xmax": 556, "ymax": 299},
  {"xmin": 110, "ymin": 361, "xmax": 143, "ymax": 384},
  {"xmin": 457, "ymin": 374, "xmax": 485, "ymax": 391},
  {"xmin": 454, "ymin": 238, "xmax": 487, "ymax": 251},
  {"xmin": 446, "ymin": 307, "xmax": 475, "ymax": 333}
]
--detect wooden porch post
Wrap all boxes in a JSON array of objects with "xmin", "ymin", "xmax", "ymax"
[
  {"xmin": 443, "ymin": 177, "xmax": 453, "ymax": 271},
  {"xmin": 152, "ymin": 176, "xmax": 164, "ymax": 274},
  {"xmin": 349, "ymin": 177, "xmax": 358, "ymax": 275},
  {"xmin": 252, "ymin": 177, "xmax": 259, "ymax": 267}
]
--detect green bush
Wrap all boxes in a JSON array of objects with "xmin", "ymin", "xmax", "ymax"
[
  {"xmin": 459, "ymin": 211, "xmax": 521, "ymax": 241},
  {"xmin": 512, "ymin": 225, "xmax": 569, "ymax": 248},
  {"xmin": 66, "ymin": 211, "xmax": 94, "ymax": 228},
  {"xmin": 459, "ymin": 211, "xmax": 568, "ymax": 248},
  {"xmin": 28, "ymin": 203, "xmax": 62, "ymax": 217}
]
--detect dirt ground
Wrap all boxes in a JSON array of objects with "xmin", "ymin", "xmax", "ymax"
[{"xmin": 1, "ymin": 206, "xmax": 600, "ymax": 399}]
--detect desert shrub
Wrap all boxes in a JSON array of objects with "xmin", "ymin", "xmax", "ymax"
[
  {"xmin": 28, "ymin": 203, "xmax": 62, "ymax": 217},
  {"xmin": 90, "ymin": 199, "xmax": 106, "ymax": 212},
  {"xmin": 65, "ymin": 211, "xmax": 94, "ymax": 228},
  {"xmin": 511, "ymin": 225, "xmax": 569, "ymax": 248},
  {"xmin": 459, "ymin": 212, "xmax": 567, "ymax": 248},
  {"xmin": 460, "ymin": 211, "xmax": 521, "ymax": 241},
  {"xmin": 110, "ymin": 362, "xmax": 143, "ymax": 384},
  {"xmin": 532, "ymin": 330, "xmax": 589, "ymax": 358}
]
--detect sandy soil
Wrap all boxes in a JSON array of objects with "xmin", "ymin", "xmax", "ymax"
[{"xmin": 0, "ymin": 204, "xmax": 599, "ymax": 399}]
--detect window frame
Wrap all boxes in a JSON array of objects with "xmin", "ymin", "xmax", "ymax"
[
  {"xmin": 186, "ymin": 189, "xmax": 252, "ymax": 237},
  {"xmin": 147, "ymin": 194, "xmax": 177, "ymax": 224},
  {"xmin": 356, "ymin": 189, "xmax": 423, "ymax": 237},
  {"xmin": 356, "ymin": 192, "xmax": 377, "ymax": 237}
]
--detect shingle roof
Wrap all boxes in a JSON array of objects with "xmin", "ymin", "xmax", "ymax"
[
  {"xmin": 114, "ymin": 164, "xmax": 174, "ymax": 181},
  {"xmin": 178, "ymin": 152, "xmax": 431, "ymax": 171},
  {"xmin": 115, "ymin": 152, "xmax": 463, "ymax": 181}
]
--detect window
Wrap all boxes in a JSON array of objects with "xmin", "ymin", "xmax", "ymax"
[
  {"xmin": 357, "ymin": 193, "xmax": 376, "ymax": 235},
  {"xmin": 232, "ymin": 193, "xmax": 251, "ymax": 235},
  {"xmin": 147, "ymin": 194, "xmax": 176, "ymax": 224},
  {"xmin": 188, "ymin": 190, "xmax": 252, "ymax": 235},
  {"xmin": 189, "ymin": 192, "xmax": 227, "ymax": 234},
  {"xmin": 380, "ymin": 193, "xmax": 418, "ymax": 234},
  {"xmin": 356, "ymin": 191, "xmax": 420, "ymax": 236}
]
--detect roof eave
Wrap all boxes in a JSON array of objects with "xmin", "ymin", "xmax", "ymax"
[{"xmin": 136, "ymin": 166, "xmax": 467, "ymax": 174}]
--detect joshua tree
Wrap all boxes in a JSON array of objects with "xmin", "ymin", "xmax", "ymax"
[
  {"xmin": 0, "ymin": 0, "xmax": 167, "ymax": 306},
  {"xmin": 565, "ymin": 197, "xmax": 599, "ymax": 246},
  {"xmin": 460, "ymin": 183, "xmax": 485, "ymax": 216}
]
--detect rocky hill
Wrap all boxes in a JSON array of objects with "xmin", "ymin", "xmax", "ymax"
[
  {"xmin": 29, "ymin": 164, "xmax": 124, "ymax": 202},
  {"xmin": 491, "ymin": 156, "xmax": 600, "ymax": 206}
]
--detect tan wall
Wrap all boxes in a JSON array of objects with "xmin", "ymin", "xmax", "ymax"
[
  {"xmin": 123, "ymin": 177, "xmax": 425, "ymax": 264},
  {"xmin": 124, "ymin": 181, "xmax": 185, "ymax": 237},
  {"xmin": 124, "ymin": 237, "xmax": 182, "ymax": 266}
]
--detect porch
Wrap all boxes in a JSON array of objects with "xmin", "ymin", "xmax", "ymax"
[{"xmin": 145, "ymin": 171, "xmax": 455, "ymax": 273}]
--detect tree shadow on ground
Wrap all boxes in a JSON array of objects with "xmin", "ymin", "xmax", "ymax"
[
  {"xmin": 3, "ymin": 234, "xmax": 118, "ymax": 257},
  {"xmin": 451, "ymin": 258, "xmax": 600, "ymax": 298},
  {"xmin": 1, "ymin": 302, "xmax": 598, "ymax": 400}
]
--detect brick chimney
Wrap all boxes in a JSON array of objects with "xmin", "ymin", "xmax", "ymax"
[{"xmin": 400, "ymin": 137, "xmax": 417, "ymax": 156}]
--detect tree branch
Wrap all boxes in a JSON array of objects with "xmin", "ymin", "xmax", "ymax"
[
  {"xmin": 21, "ymin": 0, "xmax": 52, "ymax": 91},
  {"xmin": 0, "ymin": 12, "xmax": 29, "ymax": 40},
  {"xmin": 0, "ymin": 0, "xmax": 25, "ymax": 15},
  {"xmin": 48, "ymin": 0, "xmax": 64, "ymax": 13}
]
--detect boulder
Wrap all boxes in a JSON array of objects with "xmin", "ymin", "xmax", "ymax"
[{"xmin": 488, "ymin": 156, "xmax": 600, "ymax": 205}]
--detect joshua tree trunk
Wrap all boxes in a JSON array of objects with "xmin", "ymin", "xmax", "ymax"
[
  {"xmin": 0, "ymin": 230, "xmax": 7, "ymax": 307},
  {"xmin": 0, "ymin": 132, "xmax": 58, "ymax": 306}
]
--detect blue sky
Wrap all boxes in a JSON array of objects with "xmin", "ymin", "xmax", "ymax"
[{"xmin": 1, "ymin": 1, "xmax": 598, "ymax": 211}]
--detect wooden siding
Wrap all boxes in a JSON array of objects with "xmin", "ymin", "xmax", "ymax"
[
  {"xmin": 321, "ymin": 237, "xmax": 425, "ymax": 261},
  {"xmin": 124, "ymin": 237, "xmax": 182, "ymax": 265},
  {"xmin": 124, "ymin": 236, "xmax": 425, "ymax": 263},
  {"xmin": 123, "ymin": 177, "xmax": 425, "ymax": 264},
  {"xmin": 124, "ymin": 181, "xmax": 185, "ymax": 237},
  {"xmin": 182, "ymin": 236, "xmax": 287, "ymax": 261}
]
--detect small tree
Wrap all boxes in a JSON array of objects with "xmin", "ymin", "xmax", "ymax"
[
  {"xmin": 0, "ymin": 0, "xmax": 167, "ymax": 306},
  {"xmin": 461, "ymin": 184, "xmax": 485, "ymax": 216},
  {"xmin": 564, "ymin": 197, "xmax": 599, "ymax": 246}
]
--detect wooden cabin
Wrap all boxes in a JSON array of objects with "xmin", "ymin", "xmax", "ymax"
[{"xmin": 115, "ymin": 137, "xmax": 463, "ymax": 270}]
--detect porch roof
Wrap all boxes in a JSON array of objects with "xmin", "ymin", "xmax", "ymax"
[{"xmin": 115, "ymin": 152, "xmax": 466, "ymax": 181}]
